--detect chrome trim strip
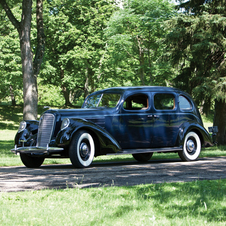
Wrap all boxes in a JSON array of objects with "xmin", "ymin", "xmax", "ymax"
[
  {"xmin": 11, "ymin": 146, "xmax": 64, "ymax": 154},
  {"xmin": 107, "ymin": 147, "xmax": 182, "ymax": 155}
]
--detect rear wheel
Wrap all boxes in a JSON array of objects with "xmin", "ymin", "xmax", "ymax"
[
  {"xmin": 179, "ymin": 131, "xmax": 201, "ymax": 161},
  {"xmin": 69, "ymin": 130, "xmax": 95, "ymax": 168},
  {"xmin": 20, "ymin": 154, "xmax": 45, "ymax": 168},
  {"xmin": 132, "ymin": 153, "xmax": 153, "ymax": 162}
]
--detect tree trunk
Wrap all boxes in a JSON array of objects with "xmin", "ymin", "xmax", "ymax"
[
  {"xmin": 87, "ymin": 60, "xmax": 95, "ymax": 93},
  {"xmin": 20, "ymin": 0, "xmax": 38, "ymax": 120},
  {"xmin": 136, "ymin": 36, "xmax": 145, "ymax": 85},
  {"xmin": 60, "ymin": 68, "xmax": 71, "ymax": 106},
  {"xmin": 62, "ymin": 88, "xmax": 71, "ymax": 106},
  {"xmin": 9, "ymin": 85, "xmax": 16, "ymax": 106},
  {"xmin": 147, "ymin": 30, "xmax": 153, "ymax": 85},
  {"xmin": 84, "ymin": 67, "xmax": 89, "ymax": 99},
  {"xmin": 0, "ymin": 0, "xmax": 45, "ymax": 120},
  {"xmin": 213, "ymin": 99, "xmax": 226, "ymax": 145},
  {"xmin": 33, "ymin": 0, "xmax": 45, "ymax": 77}
]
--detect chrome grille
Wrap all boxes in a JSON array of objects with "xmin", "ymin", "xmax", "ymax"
[{"xmin": 37, "ymin": 113, "xmax": 55, "ymax": 147}]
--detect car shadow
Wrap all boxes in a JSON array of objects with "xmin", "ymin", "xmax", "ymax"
[{"xmin": 40, "ymin": 158, "xmax": 195, "ymax": 169}]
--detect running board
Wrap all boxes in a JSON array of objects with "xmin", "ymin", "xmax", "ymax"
[{"xmin": 107, "ymin": 147, "xmax": 182, "ymax": 155}]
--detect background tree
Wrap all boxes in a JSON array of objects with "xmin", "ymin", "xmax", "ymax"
[
  {"xmin": 0, "ymin": 0, "xmax": 45, "ymax": 120},
  {"xmin": 0, "ymin": 5, "xmax": 22, "ymax": 106},
  {"xmin": 167, "ymin": 0, "xmax": 226, "ymax": 144},
  {"xmin": 40, "ymin": 0, "xmax": 116, "ymax": 106},
  {"xmin": 104, "ymin": 0, "xmax": 176, "ymax": 86}
]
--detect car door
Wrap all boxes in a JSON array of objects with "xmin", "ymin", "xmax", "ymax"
[
  {"xmin": 114, "ymin": 92, "xmax": 153, "ymax": 149},
  {"xmin": 151, "ymin": 92, "xmax": 179, "ymax": 147}
]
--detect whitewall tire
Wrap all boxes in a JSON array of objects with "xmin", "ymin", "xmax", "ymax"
[
  {"xmin": 69, "ymin": 130, "xmax": 95, "ymax": 168},
  {"xmin": 179, "ymin": 131, "xmax": 201, "ymax": 161}
]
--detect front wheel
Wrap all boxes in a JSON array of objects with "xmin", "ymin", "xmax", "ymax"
[
  {"xmin": 20, "ymin": 153, "xmax": 45, "ymax": 168},
  {"xmin": 69, "ymin": 130, "xmax": 95, "ymax": 168},
  {"xmin": 132, "ymin": 153, "xmax": 153, "ymax": 162},
  {"xmin": 179, "ymin": 131, "xmax": 201, "ymax": 161}
]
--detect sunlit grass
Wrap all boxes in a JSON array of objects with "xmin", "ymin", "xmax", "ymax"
[
  {"xmin": 0, "ymin": 129, "xmax": 17, "ymax": 140},
  {"xmin": 1, "ymin": 180, "xmax": 226, "ymax": 225}
]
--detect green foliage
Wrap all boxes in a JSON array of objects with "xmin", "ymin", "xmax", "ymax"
[
  {"xmin": 40, "ymin": 0, "xmax": 116, "ymax": 105},
  {"xmin": 105, "ymin": 0, "xmax": 176, "ymax": 86},
  {"xmin": 0, "ymin": 0, "xmax": 225, "ymax": 122},
  {"xmin": 166, "ymin": 3, "xmax": 226, "ymax": 112},
  {"xmin": 38, "ymin": 78, "xmax": 65, "ymax": 106},
  {"xmin": 0, "ymin": 5, "xmax": 23, "ymax": 105},
  {"xmin": 165, "ymin": 0, "xmax": 226, "ymax": 143}
]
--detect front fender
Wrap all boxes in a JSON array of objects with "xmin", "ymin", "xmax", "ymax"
[
  {"xmin": 56, "ymin": 118, "xmax": 122, "ymax": 153},
  {"xmin": 178, "ymin": 122, "xmax": 212, "ymax": 147},
  {"xmin": 15, "ymin": 120, "xmax": 39, "ymax": 146}
]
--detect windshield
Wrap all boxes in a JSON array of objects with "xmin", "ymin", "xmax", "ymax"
[{"xmin": 83, "ymin": 93, "xmax": 121, "ymax": 108}]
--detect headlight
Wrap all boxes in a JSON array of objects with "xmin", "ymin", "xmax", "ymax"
[
  {"xmin": 18, "ymin": 121, "xmax": 27, "ymax": 133},
  {"xmin": 61, "ymin": 118, "xmax": 70, "ymax": 130}
]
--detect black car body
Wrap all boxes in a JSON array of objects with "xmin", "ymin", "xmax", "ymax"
[{"xmin": 12, "ymin": 86, "xmax": 213, "ymax": 168}]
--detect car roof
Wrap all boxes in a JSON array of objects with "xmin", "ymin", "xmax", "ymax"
[{"xmin": 92, "ymin": 86, "xmax": 183, "ymax": 94}]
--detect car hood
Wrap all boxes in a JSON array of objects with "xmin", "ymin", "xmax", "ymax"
[{"xmin": 44, "ymin": 108, "xmax": 113, "ymax": 119}]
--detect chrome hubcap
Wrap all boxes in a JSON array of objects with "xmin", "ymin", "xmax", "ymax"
[
  {"xmin": 79, "ymin": 142, "xmax": 90, "ymax": 160},
  {"xmin": 80, "ymin": 143, "xmax": 88, "ymax": 156},
  {"xmin": 187, "ymin": 139, "xmax": 195, "ymax": 153}
]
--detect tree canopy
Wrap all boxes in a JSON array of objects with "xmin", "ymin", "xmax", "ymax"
[
  {"xmin": 40, "ymin": 0, "xmax": 116, "ymax": 106},
  {"xmin": 105, "ymin": 0, "xmax": 176, "ymax": 86},
  {"xmin": 166, "ymin": 0, "xmax": 226, "ymax": 144},
  {"xmin": 0, "ymin": 5, "xmax": 22, "ymax": 106},
  {"xmin": 1, "ymin": 0, "xmax": 226, "ymax": 143}
]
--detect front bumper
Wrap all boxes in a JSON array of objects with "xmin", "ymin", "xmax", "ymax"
[{"xmin": 11, "ymin": 145, "xmax": 64, "ymax": 156}]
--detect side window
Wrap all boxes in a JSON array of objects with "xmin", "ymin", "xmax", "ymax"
[
  {"xmin": 98, "ymin": 93, "xmax": 121, "ymax": 108},
  {"xmin": 123, "ymin": 94, "xmax": 149, "ymax": 110},
  {"xmin": 179, "ymin": 95, "xmax": 192, "ymax": 111},
  {"xmin": 154, "ymin": 93, "xmax": 175, "ymax": 110}
]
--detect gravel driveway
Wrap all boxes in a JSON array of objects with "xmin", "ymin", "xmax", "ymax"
[{"xmin": 1, "ymin": 157, "xmax": 226, "ymax": 192}]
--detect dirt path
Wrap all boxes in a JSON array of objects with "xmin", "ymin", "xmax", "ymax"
[{"xmin": 1, "ymin": 157, "xmax": 226, "ymax": 192}]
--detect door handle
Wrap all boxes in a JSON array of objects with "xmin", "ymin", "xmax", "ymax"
[{"xmin": 147, "ymin": 115, "xmax": 159, "ymax": 119}]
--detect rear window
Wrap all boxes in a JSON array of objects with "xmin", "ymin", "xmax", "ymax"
[
  {"xmin": 179, "ymin": 95, "xmax": 192, "ymax": 111},
  {"xmin": 154, "ymin": 93, "xmax": 175, "ymax": 110}
]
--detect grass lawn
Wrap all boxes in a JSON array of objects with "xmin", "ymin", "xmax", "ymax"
[
  {"xmin": 1, "ymin": 180, "xmax": 226, "ymax": 225},
  {"xmin": 1, "ymin": 105, "xmax": 226, "ymax": 225}
]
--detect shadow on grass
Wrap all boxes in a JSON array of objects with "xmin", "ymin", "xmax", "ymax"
[
  {"xmin": 0, "ymin": 140, "xmax": 14, "ymax": 155},
  {"xmin": 0, "ymin": 104, "xmax": 53, "ymax": 130},
  {"xmin": 0, "ymin": 105, "xmax": 23, "ymax": 130},
  {"xmin": 132, "ymin": 180, "xmax": 226, "ymax": 222},
  {"xmin": 86, "ymin": 179, "xmax": 226, "ymax": 224}
]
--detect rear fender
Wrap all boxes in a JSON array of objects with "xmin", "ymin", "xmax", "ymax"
[
  {"xmin": 177, "ymin": 122, "xmax": 212, "ymax": 147},
  {"xmin": 56, "ymin": 118, "xmax": 122, "ymax": 153}
]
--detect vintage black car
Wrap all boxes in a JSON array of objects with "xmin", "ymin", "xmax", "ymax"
[{"xmin": 12, "ymin": 86, "xmax": 213, "ymax": 168}]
